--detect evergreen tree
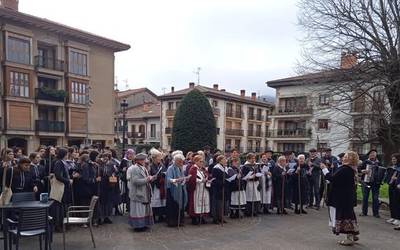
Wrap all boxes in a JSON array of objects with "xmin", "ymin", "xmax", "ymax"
[{"xmin": 171, "ymin": 89, "xmax": 217, "ymax": 152}]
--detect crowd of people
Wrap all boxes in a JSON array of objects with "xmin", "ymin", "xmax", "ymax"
[{"xmin": 0, "ymin": 144, "xmax": 399, "ymax": 246}]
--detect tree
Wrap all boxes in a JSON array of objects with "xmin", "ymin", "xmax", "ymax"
[
  {"xmin": 171, "ymin": 89, "xmax": 217, "ymax": 153},
  {"xmin": 298, "ymin": 0, "xmax": 400, "ymax": 163}
]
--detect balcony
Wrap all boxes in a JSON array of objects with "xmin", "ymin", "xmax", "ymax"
[
  {"xmin": 36, "ymin": 88, "xmax": 66, "ymax": 102},
  {"xmin": 248, "ymin": 130, "xmax": 262, "ymax": 137},
  {"xmin": 34, "ymin": 56, "xmax": 65, "ymax": 72},
  {"xmin": 226, "ymin": 111, "xmax": 243, "ymax": 119},
  {"xmin": 268, "ymin": 128, "xmax": 311, "ymax": 138},
  {"xmin": 128, "ymin": 132, "xmax": 145, "ymax": 139},
  {"xmin": 226, "ymin": 129, "xmax": 244, "ymax": 136},
  {"xmin": 36, "ymin": 120, "xmax": 65, "ymax": 133},
  {"xmin": 165, "ymin": 127, "xmax": 172, "ymax": 134},
  {"xmin": 275, "ymin": 105, "xmax": 313, "ymax": 115},
  {"xmin": 166, "ymin": 109, "xmax": 176, "ymax": 116}
]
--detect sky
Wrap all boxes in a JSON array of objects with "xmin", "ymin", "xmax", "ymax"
[{"xmin": 20, "ymin": 0, "xmax": 303, "ymax": 96}]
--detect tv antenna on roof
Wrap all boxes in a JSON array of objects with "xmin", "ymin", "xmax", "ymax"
[{"xmin": 193, "ymin": 67, "xmax": 201, "ymax": 85}]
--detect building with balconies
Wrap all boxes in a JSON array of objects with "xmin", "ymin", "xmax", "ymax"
[
  {"xmin": 114, "ymin": 88, "xmax": 161, "ymax": 147},
  {"xmin": 266, "ymin": 56, "xmax": 383, "ymax": 156},
  {"xmin": 0, "ymin": 1, "xmax": 130, "ymax": 153},
  {"xmin": 159, "ymin": 83, "xmax": 273, "ymax": 153}
]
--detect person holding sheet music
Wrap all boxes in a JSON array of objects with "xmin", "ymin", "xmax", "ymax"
[
  {"xmin": 165, "ymin": 152, "xmax": 188, "ymax": 227},
  {"xmin": 149, "ymin": 148, "xmax": 168, "ymax": 223},
  {"xmin": 272, "ymin": 156, "xmax": 288, "ymax": 215},
  {"xmin": 259, "ymin": 153, "xmax": 272, "ymax": 214},
  {"xmin": 227, "ymin": 157, "xmax": 246, "ymax": 218},
  {"xmin": 242, "ymin": 153, "xmax": 261, "ymax": 217},
  {"xmin": 188, "ymin": 154, "xmax": 210, "ymax": 225},
  {"xmin": 292, "ymin": 155, "xmax": 308, "ymax": 214},
  {"xmin": 307, "ymin": 148, "xmax": 322, "ymax": 210},
  {"xmin": 211, "ymin": 155, "xmax": 229, "ymax": 223}
]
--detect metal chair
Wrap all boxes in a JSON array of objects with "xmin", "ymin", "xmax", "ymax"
[
  {"xmin": 7, "ymin": 207, "xmax": 49, "ymax": 250},
  {"xmin": 63, "ymin": 196, "xmax": 99, "ymax": 250},
  {"xmin": 11, "ymin": 192, "xmax": 35, "ymax": 203}
]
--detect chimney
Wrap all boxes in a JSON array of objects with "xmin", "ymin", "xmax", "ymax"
[
  {"xmin": 171, "ymin": 86, "xmax": 175, "ymax": 93},
  {"xmin": 189, "ymin": 82, "xmax": 195, "ymax": 88},
  {"xmin": 213, "ymin": 84, "xmax": 219, "ymax": 90},
  {"xmin": 220, "ymin": 89, "xmax": 226, "ymax": 92},
  {"xmin": 0, "ymin": 0, "xmax": 19, "ymax": 11},
  {"xmin": 251, "ymin": 92, "xmax": 257, "ymax": 100},
  {"xmin": 240, "ymin": 90, "xmax": 246, "ymax": 97},
  {"xmin": 340, "ymin": 52, "xmax": 357, "ymax": 69}
]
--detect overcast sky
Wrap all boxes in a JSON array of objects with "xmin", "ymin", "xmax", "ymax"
[{"xmin": 20, "ymin": 0, "xmax": 302, "ymax": 96}]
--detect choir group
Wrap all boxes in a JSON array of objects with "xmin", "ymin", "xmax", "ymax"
[{"xmin": 0, "ymin": 144, "xmax": 399, "ymax": 243}]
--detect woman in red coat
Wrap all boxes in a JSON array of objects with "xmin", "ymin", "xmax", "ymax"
[{"xmin": 187, "ymin": 154, "xmax": 210, "ymax": 225}]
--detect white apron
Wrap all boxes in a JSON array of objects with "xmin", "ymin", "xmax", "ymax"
[{"xmin": 194, "ymin": 170, "xmax": 210, "ymax": 214}]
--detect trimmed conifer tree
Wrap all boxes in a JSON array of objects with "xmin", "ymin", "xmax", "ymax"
[{"xmin": 171, "ymin": 89, "xmax": 217, "ymax": 152}]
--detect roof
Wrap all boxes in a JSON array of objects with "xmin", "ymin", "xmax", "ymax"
[
  {"xmin": 159, "ymin": 85, "xmax": 273, "ymax": 108},
  {"xmin": 116, "ymin": 88, "xmax": 158, "ymax": 100},
  {"xmin": 125, "ymin": 103, "xmax": 161, "ymax": 120},
  {"xmin": 0, "ymin": 8, "xmax": 130, "ymax": 52},
  {"xmin": 266, "ymin": 69, "xmax": 354, "ymax": 88}
]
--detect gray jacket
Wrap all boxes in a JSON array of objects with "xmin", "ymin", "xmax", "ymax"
[{"xmin": 128, "ymin": 164, "xmax": 151, "ymax": 203}]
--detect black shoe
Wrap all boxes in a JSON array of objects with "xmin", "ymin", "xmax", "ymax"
[
  {"xmin": 394, "ymin": 226, "xmax": 400, "ymax": 231},
  {"xmin": 97, "ymin": 219, "xmax": 103, "ymax": 225},
  {"xmin": 301, "ymin": 210, "xmax": 308, "ymax": 214},
  {"xmin": 103, "ymin": 217, "xmax": 113, "ymax": 224},
  {"xmin": 315, "ymin": 206, "xmax": 320, "ymax": 211},
  {"xmin": 201, "ymin": 218, "xmax": 208, "ymax": 224},
  {"xmin": 373, "ymin": 215, "xmax": 381, "ymax": 218},
  {"xmin": 295, "ymin": 209, "xmax": 300, "ymax": 214},
  {"xmin": 282, "ymin": 209, "xmax": 288, "ymax": 215},
  {"xmin": 359, "ymin": 213, "xmax": 367, "ymax": 217},
  {"xmin": 191, "ymin": 218, "xmax": 200, "ymax": 225}
]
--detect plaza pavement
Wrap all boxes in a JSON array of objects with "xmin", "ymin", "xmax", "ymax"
[{"xmin": 14, "ymin": 206, "xmax": 397, "ymax": 250}]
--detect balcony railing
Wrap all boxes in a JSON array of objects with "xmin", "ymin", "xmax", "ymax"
[
  {"xmin": 35, "ymin": 88, "xmax": 66, "ymax": 102},
  {"xmin": 268, "ymin": 128, "xmax": 311, "ymax": 138},
  {"xmin": 166, "ymin": 109, "xmax": 176, "ymax": 116},
  {"xmin": 165, "ymin": 127, "xmax": 172, "ymax": 134},
  {"xmin": 128, "ymin": 132, "xmax": 145, "ymax": 139},
  {"xmin": 226, "ymin": 129, "xmax": 244, "ymax": 136},
  {"xmin": 226, "ymin": 111, "xmax": 243, "ymax": 119},
  {"xmin": 34, "ymin": 56, "xmax": 65, "ymax": 71},
  {"xmin": 275, "ymin": 105, "xmax": 313, "ymax": 115},
  {"xmin": 36, "ymin": 120, "xmax": 65, "ymax": 133},
  {"xmin": 248, "ymin": 130, "xmax": 262, "ymax": 137}
]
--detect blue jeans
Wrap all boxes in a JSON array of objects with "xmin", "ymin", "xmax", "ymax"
[{"xmin": 362, "ymin": 183, "xmax": 380, "ymax": 216}]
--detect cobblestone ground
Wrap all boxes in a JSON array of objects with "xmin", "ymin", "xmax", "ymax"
[{"xmin": 14, "ymin": 206, "xmax": 398, "ymax": 250}]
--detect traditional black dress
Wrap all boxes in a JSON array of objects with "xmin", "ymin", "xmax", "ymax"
[
  {"xmin": 272, "ymin": 164, "xmax": 287, "ymax": 214},
  {"xmin": 292, "ymin": 163, "xmax": 308, "ymax": 211},
  {"xmin": 324, "ymin": 165, "xmax": 359, "ymax": 235}
]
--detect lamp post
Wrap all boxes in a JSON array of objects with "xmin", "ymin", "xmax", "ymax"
[{"xmin": 120, "ymin": 99, "xmax": 128, "ymax": 157}]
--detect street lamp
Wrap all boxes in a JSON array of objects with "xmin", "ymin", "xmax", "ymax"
[{"xmin": 120, "ymin": 99, "xmax": 128, "ymax": 157}]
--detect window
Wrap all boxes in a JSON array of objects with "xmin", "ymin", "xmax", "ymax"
[
  {"xmin": 212, "ymin": 100, "xmax": 218, "ymax": 107},
  {"xmin": 372, "ymin": 90, "xmax": 385, "ymax": 111},
  {"xmin": 69, "ymin": 51, "xmax": 87, "ymax": 76},
  {"xmin": 131, "ymin": 125, "xmax": 136, "ymax": 132},
  {"xmin": 38, "ymin": 77, "xmax": 57, "ymax": 89},
  {"xmin": 71, "ymin": 81, "xmax": 87, "ymax": 104},
  {"xmin": 7, "ymin": 36, "xmax": 30, "ymax": 65},
  {"xmin": 150, "ymin": 124, "xmax": 156, "ymax": 138},
  {"xmin": 168, "ymin": 102, "xmax": 174, "ymax": 110},
  {"xmin": 318, "ymin": 119, "xmax": 329, "ymax": 130},
  {"xmin": 10, "ymin": 71, "xmax": 29, "ymax": 97},
  {"xmin": 167, "ymin": 137, "xmax": 172, "ymax": 146},
  {"xmin": 38, "ymin": 106, "xmax": 57, "ymax": 121},
  {"xmin": 319, "ymin": 94, "xmax": 330, "ymax": 105},
  {"xmin": 226, "ymin": 103, "xmax": 233, "ymax": 116}
]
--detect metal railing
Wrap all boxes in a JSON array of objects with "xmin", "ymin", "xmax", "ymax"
[
  {"xmin": 127, "ymin": 132, "xmax": 145, "ymax": 138},
  {"xmin": 35, "ymin": 88, "xmax": 65, "ymax": 102},
  {"xmin": 226, "ymin": 129, "xmax": 244, "ymax": 136},
  {"xmin": 267, "ymin": 128, "xmax": 311, "ymax": 138},
  {"xmin": 275, "ymin": 105, "xmax": 313, "ymax": 115},
  {"xmin": 34, "ymin": 56, "xmax": 65, "ymax": 71},
  {"xmin": 35, "ymin": 120, "xmax": 65, "ymax": 133}
]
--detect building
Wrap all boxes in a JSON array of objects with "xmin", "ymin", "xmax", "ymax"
[
  {"xmin": 159, "ymin": 83, "xmax": 273, "ymax": 152},
  {"xmin": 115, "ymin": 88, "xmax": 161, "ymax": 146},
  {"xmin": 266, "ymin": 55, "xmax": 383, "ymax": 156},
  {"xmin": 0, "ymin": 1, "xmax": 130, "ymax": 153}
]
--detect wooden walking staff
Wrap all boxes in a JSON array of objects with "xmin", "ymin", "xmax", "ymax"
[
  {"xmin": 221, "ymin": 165, "xmax": 226, "ymax": 227},
  {"xmin": 297, "ymin": 162, "xmax": 302, "ymax": 215},
  {"xmin": 199, "ymin": 169, "xmax": 206, "ymax": 227},
  {"xmin": 317, "ymin": 135, "xmax": 327, "ymax": 208},
  {"xmin": 238, "ymin": 165, "xmax": 242, "ymax": 220},
  {"xmin": 281, "ymin": 168, "xmax": 286, "ymax": 216},
  {"xmin": 251, "ymin": 165, "xmax": 257, "ymax": 218}
]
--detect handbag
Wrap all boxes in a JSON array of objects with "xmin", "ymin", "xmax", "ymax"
[
  {"xmin": 0, "ymin": 166, "xmax": 14, "ymax": 206},
  {"xmin": 49, "ymin": 173, "xmax": 65, "ymax": 203}
]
